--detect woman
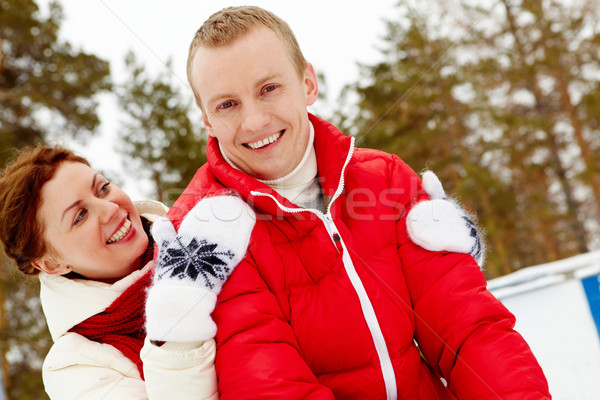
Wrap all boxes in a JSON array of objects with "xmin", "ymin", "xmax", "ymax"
[{"xmin": 0, "ymin": 145, "xmax": 255, "ymax": 399}]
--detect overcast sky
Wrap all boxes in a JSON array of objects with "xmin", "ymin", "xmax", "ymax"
[{"xmin": 38, "ymin": 0, "xmax": 399, "ymax": 199}]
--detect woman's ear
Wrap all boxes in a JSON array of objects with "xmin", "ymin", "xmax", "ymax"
[{"xmin": 32, "ymin": 258, "xmax": 71, "ymax": 275}]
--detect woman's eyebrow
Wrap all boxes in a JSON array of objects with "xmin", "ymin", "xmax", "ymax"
[{"xmin": 60, "ymin": 173, "xmax": 99, "ymax": 223}]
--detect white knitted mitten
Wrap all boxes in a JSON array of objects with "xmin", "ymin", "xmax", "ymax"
[
  {"xmin": 406, "ymin": 171, "xmax": 485, "ymax": 265},
  {"xmin": 145, "ymin": 195, "xmax": 255, "ymax": 342}
]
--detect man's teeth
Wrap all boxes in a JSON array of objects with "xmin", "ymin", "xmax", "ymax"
[
  {"xmin": 247, "ymin": 131, "xmax": 282, "ymax": 149},
  {"xmin": 107, "ymin": 219, "xmax": 131, "ymax": 244}
]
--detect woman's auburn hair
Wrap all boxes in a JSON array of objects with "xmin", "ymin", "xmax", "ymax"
[{"xmin": 0, "ymin": 145, "xmax": 89, "ymax": 275}]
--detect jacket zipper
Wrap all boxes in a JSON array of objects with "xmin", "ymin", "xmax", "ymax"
[{"xmin": 250, "ymin": 137, "xmax": 398, "ymax": 400}]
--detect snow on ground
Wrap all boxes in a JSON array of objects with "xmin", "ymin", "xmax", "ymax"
[{"xmin": 488, "ymin": 250, "xmax": 600, "ymax": 399}]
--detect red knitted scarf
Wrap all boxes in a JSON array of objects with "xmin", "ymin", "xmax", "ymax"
[{"xmin": 69, "ymin": 221, "xmax": 154, "ymax": 380}]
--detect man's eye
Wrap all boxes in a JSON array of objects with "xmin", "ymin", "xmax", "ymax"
[
  {"xmin": 264, "ymin": 85, "xmax": 277, "ymax": 93},
  {"xmin": 219, "ymin": 101, "xmax": 234, "ymax": 110}
]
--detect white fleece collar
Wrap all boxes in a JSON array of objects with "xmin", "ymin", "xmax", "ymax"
[
  {"xmin": 40, "ymin": 263, "xmax": 152, "ymax": 341},
  {"xmin": 39, "ymin": 200, "xmax": 167, "ymax": 341}
]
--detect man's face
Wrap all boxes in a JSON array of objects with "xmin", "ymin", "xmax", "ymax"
[{"xmin": 190, "ymin": 27, "xmax": 318, "ymax": 181}]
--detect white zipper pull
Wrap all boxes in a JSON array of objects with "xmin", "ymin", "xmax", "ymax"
[{"xmin": 324, "ymin": 214, "xmax": 343, "ymax": 253}]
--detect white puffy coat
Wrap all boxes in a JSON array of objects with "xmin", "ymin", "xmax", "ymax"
[{"xmin": 39, "ymin": 200, "xmax": 218, "ymax": 400}]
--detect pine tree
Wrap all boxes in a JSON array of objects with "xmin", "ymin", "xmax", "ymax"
[
  {"xmin": 0, "ymin": 0, "xmax": 111, "ymax": 165},
  {"xmin": 459, "ymin": 0, "xmax": 600, "ymax": 265},
  {"xmin": 117, "ymin": 51, "xmax": 206, "ymax": 204},
  {"xmin": 1, "ymin": 1, "xmax": 110, "ymax": 398},
  {"xmin": 338, "ymin": 0, "xmax": 600, "ymax": 276},
  {"xmin": 0, "ymin": 257, "xmax": 51, "ymax": 400},
  {"xmin": 343, "ymin": 7, "xmax": 514, "ymax": 276}
]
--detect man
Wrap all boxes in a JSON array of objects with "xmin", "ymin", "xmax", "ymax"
[{"xmin": 167, "ymin": 6, "xmax": 550, "ymax": 399}]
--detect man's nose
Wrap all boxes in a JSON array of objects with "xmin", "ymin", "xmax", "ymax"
[{"xmin": 240, "ymin": 101, "xmax": 271, "ymax": 133}]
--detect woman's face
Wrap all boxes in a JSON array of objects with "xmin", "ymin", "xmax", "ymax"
[{"xmin": 36, "ymin": 161, "xmax": 148, "ymax": 280}]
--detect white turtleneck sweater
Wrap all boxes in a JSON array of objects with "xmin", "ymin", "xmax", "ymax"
[{"xmin": 219, "ymin": 123, "xmax": 325, "ymax": 212}]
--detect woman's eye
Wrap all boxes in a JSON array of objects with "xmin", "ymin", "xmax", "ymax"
[
  {"xmin": 264, "ymin": 85, "xmax": 277, "ymax": 93},
  {"xmin": 99, "ymin": 182, "xmax": 111, "ymax": 196},
  {"xmin": 74, "ymin": 209, "xmax": 87, "ymax": 226}
]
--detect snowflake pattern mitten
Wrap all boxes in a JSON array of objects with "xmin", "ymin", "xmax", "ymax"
[
  {"xmin": 145, "ymin": 195, "xmax": 256, "ymax": 342},
  {"xmin": 406, "ymin": 171, "xmax": 485, "ymax": 265}
]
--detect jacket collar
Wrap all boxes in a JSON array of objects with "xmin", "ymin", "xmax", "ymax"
[
  {"xmin": 206, "ymin": 113, "xmax": 353, "ymax": 214},
  {"xmin": 40, "ymin": 263, "xmax": 153, "ymax": 341},
  {"xmin": 39, "ymin": 201, "xmax": 167, "ymax": 341}
]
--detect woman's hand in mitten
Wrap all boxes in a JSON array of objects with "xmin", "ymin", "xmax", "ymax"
[
  {"xmin": 145, "ymin": 195, "xmax": 255, "ymax": 342},
  {"xmin": 406, "ymin": 171, "xmax": 485, "ymax": 265}
]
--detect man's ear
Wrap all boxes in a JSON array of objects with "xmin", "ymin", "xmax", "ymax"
[
  {"xmin": 32, "ymin": 258, "xmax": 71, "ymax": 276},
  {"xmin": 304, "ymin": 63, "xmax": 319, "ymax": 107},
  {"xmin": 202, "ymin": 112, "xmax": 216, "ymax": 137}
]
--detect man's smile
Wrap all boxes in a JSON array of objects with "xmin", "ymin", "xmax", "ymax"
[{"xmin": 244, "ymin": 130, "xmax": 284, "ymax": 149}]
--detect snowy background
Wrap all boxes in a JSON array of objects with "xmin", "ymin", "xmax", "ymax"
[{"xmin": 27, "ymin": 2, "xmax": 600, "ymax": 398}]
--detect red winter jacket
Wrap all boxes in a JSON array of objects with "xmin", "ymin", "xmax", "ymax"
[{"xmin": 167, "ymin": 114, "xmax": 550, "ymax": 399}]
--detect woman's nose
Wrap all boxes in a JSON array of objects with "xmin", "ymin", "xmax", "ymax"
[{"xmin": 97, "ymin": 200, "xmax": 119, "ymax": 224}]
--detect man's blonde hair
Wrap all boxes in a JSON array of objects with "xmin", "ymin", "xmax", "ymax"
[{"xmin": 186, "ymin": 6, "xmax": 307, "ymax": 107}]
